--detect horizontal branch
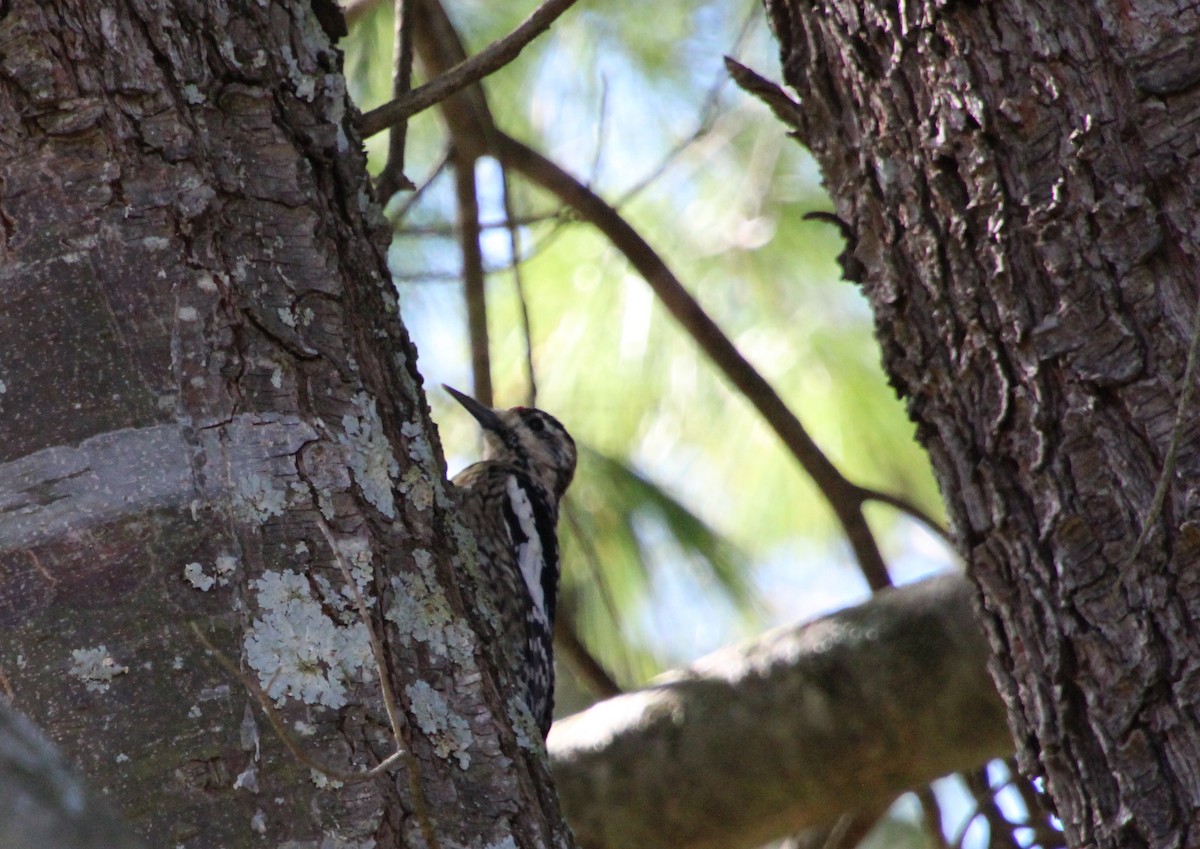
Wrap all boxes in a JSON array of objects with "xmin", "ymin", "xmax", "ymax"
[{"xmin": 548, "ymin": 574, "xmax": 1010, "ymax": 849}]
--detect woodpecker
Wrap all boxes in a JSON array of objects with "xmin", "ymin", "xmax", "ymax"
[{"xmin": 444, "ymin": 385, "xmax": 576, "ymax": 738}]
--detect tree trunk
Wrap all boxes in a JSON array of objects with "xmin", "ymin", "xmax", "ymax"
[
  {"xmin": 766, "ymin": 1, "xmax": 1200, "ymax": 847},
  {"xmin": 0, "ymin": 2, "xmax": 571, "ymax": 846}
]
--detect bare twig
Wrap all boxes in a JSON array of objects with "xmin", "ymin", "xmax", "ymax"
[
  {"xmin": 956, "ymin": 767, "xmax": 1019, "ymax": 849},
  {"xmin": 803, "ymin": 210, "xmax": 868, "ymax": 284},
  {"xmin": 724, "ymin": 57, "xmax": 806, "ymax": 132},
  {"xmin": 400, "ymin": 212, "xmax": 562, "ymax": 235},
  {"xmin": 563, "ymin": 501, "xmax": 626, "ymax": 645},
  {"xmin": 392, "ymin": 0, "xmax": 929, "ymax": 590},
  {"xmin": 190, "ymin": 528, "xmax": 445, "ymax": 844},
  {"xmin": 587, "ymin": 73, "xmax": 610, "ymax": 188},
  {"xmin": 314, "ymin": 517, "xmax": 442, "ymax": 849},
  {"xmin": 392, "ymin": 269, "xmax": 469, "ymax": 283},
  {"xmin": 1006, "ymin": 760, "xmax": 1065, "ymax": 848},
  {"xmin": 492, "ymin": 131, "xmax": 893, "ymax": 589},
  {"xmin": 315, "ymin": 517, "xmax": 406, "ymax": 746},
  {"xmin": 453, "ymin": 155, "xmax": 493, "ymax": 407},
  {"xmin": 782, "ymin": 805, "xmax": 888, "ymax": 849},
  {"xmin": 916, "ymin": 785, "xmax": 950, "ymax": 849},
  {"xmin": 359, "ymin": 0, "xmax": 581, "ymax": 137},
  {"xmin": 390, "ymin": 147, "xmax": 452, "ymax": 224},
  {"xmin": 500, "ymin": 165, "xmax": 538, "ymax": 405},
  {"xmin": 189, "ymin": 623, "xmax": 405, "ymax": 785},
  {"xmin": 825, "ymin": 811, "xmax": 884, "ymax": 849},
  {"xmin": 376, "ymin": 0, "xmax": 418, "ymax": 199},
  {"xmin": 854, "ymin": 484, "xmax": 953, "ymax": 546},
  {"xmin": 189, "ymin": 519, "xmax": 442, "ymax": 849}
]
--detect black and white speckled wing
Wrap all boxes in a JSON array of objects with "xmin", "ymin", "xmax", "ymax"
[{"xmin": 452, "ymin": 461, "xmax": 561, "ymax": 736}]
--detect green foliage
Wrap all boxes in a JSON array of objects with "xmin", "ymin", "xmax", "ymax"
[{"xmin": 560, "ymin": 446, "xmax": 757, "ymax": 677}]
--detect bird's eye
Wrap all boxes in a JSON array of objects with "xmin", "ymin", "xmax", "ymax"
[{"xmin": 528, "ymin": 417, "xmax": 545, "ymax": 433}]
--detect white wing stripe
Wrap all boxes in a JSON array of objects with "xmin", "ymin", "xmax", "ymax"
[{"xmin": 504, "ymin": 475, "xmax": 547, "ymax": 622}]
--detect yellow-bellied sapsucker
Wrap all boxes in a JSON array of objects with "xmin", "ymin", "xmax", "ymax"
[{"xmin": 444, "ymin": 385, "xmax": 576, "ymax": 737}]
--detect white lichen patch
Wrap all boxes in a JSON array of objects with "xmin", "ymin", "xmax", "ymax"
[
  {"xmin": 319, "ymin": 533, "xmax": 377, "ymax": 610},
  {"xmin": 242, "ymin": 570, "xmax": 374, "ymax": 710},
  {"xmin": 339, "ymin": 393, "xmax": 399, "ymax": 518},
  {"xmin": 506, "ymin": 698, "xmax": 538, "ymax": 753},
  {"xmin": 177, "ymin": 306, "xmax": 199, "ymax": 322},
  {"xmin": 184, "ymin": 561, "xmax": 215, "ymax": 591},
  {"xmin": 184, "ymin": 556, "xmax": 239, "ymax": 591},
  {"xmin": 399, "ymin": 466, "xmax": 433, "ymax": 512},
  {"xmin": 400, "ymin": 419, "xmax": 437, "ymax": 466},
  {"xmin": 215, "ymin": 555, "xmax": 238, "ymax": 581},
  {"xmin": 310, "ymin": 769, "xmax": 343, "ymax": 789},
  {"xmin": 241, "ymin": 703, "xmax": 261, "ymax": 756},
  {"xmin": 234, "ymin": 765, "xmax": 259, "ymax": 792},
  {"xmin": 69, "ymin": 645, "xmax": 129, "ymax": 693},
  {"xmin": 276, "ymin": 306, "xmax": 297, "ymax": 328},
  {"xmin": 406, "ymin": 680, "xmax": 472, "ymax": 769},
  {"xmin": 233, "ymin": 472, "xmax": 289, "ymax": 523},
  {"xmin": 385, "ymin": 555, "xmax": 474, "ymax": 665},
  {"xmin": 199, "ymin": 684, "xmax": 231, "ymax": 702}
]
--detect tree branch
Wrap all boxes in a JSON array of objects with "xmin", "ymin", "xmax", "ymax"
[
  {"xmin": 359, "ymin": 0, "xmax": 580, "ymax": 137},
  {"xmin": 381, "ymin": 0, "xmax": 929, "ymax": 590},
  {"xmin": 376, "ymin": 0, "xmax": 418, "ymax": 199},
  {"xmin": 500, "ymin": 164, "xmax": 538, "ymax": 405},
  {"xmin": 489, "ymin": 131, "xmax": 894, "ymax": 589},
  {"xmin": 549, "ymin": 574, "xmax": 1010, "ymax": 849},
  {"xmin": 453, "ymin": 155, "xmax": 493, "ymax": 406}
]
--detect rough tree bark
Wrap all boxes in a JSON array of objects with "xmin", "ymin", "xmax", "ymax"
[
  {"xmin": 0, "ymin": 2, "xmax": 572, "ymax": 846},
  {"xmin": 766, "ymin": 1, "xmax": 1200, "ymax": 847}
]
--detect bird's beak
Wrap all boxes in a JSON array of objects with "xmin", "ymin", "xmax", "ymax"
[{"xmin": 443, "ymin": 384, "xmax": 504, "ymax": 432}]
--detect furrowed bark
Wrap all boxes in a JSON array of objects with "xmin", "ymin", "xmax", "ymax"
[
  {"xmin": 765, "ymin": 1, "xmax": 1200, "ymax": 846},
  {"xmin": 0, "ymin": 2, "xmax": 572, "ymax": 845}
]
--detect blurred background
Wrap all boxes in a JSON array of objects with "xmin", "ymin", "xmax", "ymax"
[{"xmin": 339, "ymin": 1, "xmax": 1052, "ymax": 846}]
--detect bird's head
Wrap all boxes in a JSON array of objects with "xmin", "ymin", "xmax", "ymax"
[{"xmin": 444, "ymin": 385, "xmax": 577, "ymax": 499}]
